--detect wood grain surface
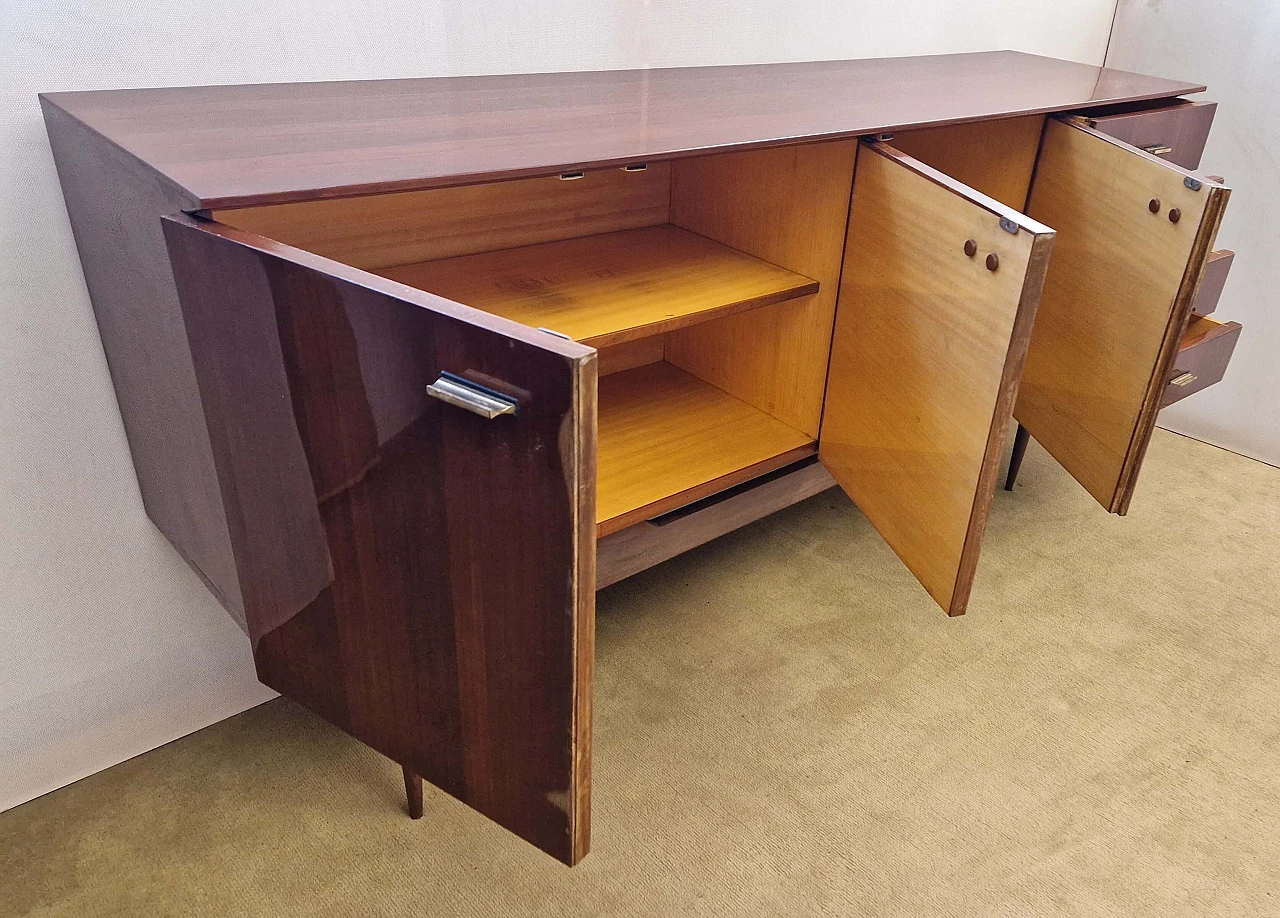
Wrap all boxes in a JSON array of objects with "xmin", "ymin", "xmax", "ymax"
[
  {"xmin": 819, "ymin": 142, "xmax": 1055, "ymax": 616},
  {"xmin": 667, "ymin": 140, "xmax": 859, "ymax": 437},
  {"xmin": 162, "ymin": 214, "xmax": 596, "ymax": 865},
  {"xmin": 888, "ymin": 115, "xmax": 1046, "ymax": 210},
  {"xmin": 1086, "ymin": 100, "xmax": 1217, "ymax": 170},
  {"xmin": 1018, "ymin": 118, "xmax": 1229, "ymax": 513},
  {"xmin": 1161, "ymin": 316, "xmax": 1242, "ymax": 408},
  {"xmin": 597, "ymin": 362, "xmax": 816, "ymax": 536},
  {"xmin": 597, "ymin": 458, "xmax": 837, "ymax": 589},
  {"xmin": 41, "ymin": 53, "xmax": 1202, "ymax": 208},
  {"xmin": 379, "ymin": 225, "xmax": 818, "ymax": 348},
  {"xmin": 214, "ymin": 164, "xmax": 671, "ymax": 270}
]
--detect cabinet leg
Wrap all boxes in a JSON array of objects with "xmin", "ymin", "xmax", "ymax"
[
  {"xmin": 1005, "ymin": 423, "xmax": 1030, "ymax": 491},
  {"xmin": 403, "ymin": 765, "xmax": 423, "ymax": 819}
]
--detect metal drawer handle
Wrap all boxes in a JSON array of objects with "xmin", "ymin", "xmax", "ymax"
[
  {"xmin": 427, "ymin": 372, "xmax": 518, "ymax": 419},
  {"xmin": 1141, "ymin": 143, "xmax": 1174, "ymax": 156},
  {"xmin": 1170, "ymin": 372, "xmax": 1198, "ymax": 387}
]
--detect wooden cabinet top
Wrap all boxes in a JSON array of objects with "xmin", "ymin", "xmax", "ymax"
[{"xmin": 40, "ymin": 51, "xmax": 1203, "ymax": 209}]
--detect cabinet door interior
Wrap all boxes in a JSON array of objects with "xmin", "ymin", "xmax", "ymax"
[
  {"xmin": 162, "ymin": 214, "xmax": 596, "ymax": 865},
  {"xmin": 820, "ymin": 141, "xmax": 1055, "ymax": 616},
  {"xmin": 1018, "ymin": 118, "xmax": 1229, "ymax": 513}
]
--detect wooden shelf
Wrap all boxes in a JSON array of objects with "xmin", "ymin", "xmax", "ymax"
[
  {"xmin": 377, "ymin": 225, "xmax": 819, "ymax": 348},
  {"xmin": 597, "ymin": 362, "xmax": 816, "ymax": 536}
]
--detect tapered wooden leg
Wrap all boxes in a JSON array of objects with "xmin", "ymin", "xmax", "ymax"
[
  {"xmin": 403, "ymin": 765, "xmax": 423, "ymax": 819},
  {"xmin": 1005, "ymin": 423, "xmax": 1030, "ymax": 491}
]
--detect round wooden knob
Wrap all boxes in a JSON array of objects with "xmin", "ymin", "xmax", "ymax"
[
  {"xmin": 1149, "ymin": 198, "xmax": 1161, "ymax": 213},
  {"xmin": 964, "ymin": 239, "xmax": 978, "ymax": 257},
  {"xmin": 1169, "ymin": 208, "xmax": 1182, "ymax": 223},
  {"xmin": 986, "ymin": 253, "xmax": 999, "ymax": 272}
]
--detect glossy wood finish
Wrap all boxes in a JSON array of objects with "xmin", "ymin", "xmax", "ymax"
[
  {"xmin": 598, "ymin": 458, "xmax": 837, "ymax": 590},
  {"xmin": 1191, "ymin": 250, "xmax": 1234, "ymax": 318},
  {"xmin": 40, "ymin": 53, "xmax": 1202, "ymax": 209},
  {"xmin": 597, "ymin": 362, "xmax": 816, "ymax": 537},
  {"xmin": 379, "ymin": 225, "xmax": 818, "ymax": 348},
  {"xmin": 1086, "ymin": 100, "xmax": 1217, "ymax": 170},
  {"xmin": 214, "ymin": 164, "xmax": 671, "ymax": 270},
  {"xmin": 820, "ymin": 142, "xmax": 1054, "ymax": 616},
  {"xmin": 1161, "ymin": 316, "xmax": 1242, "ymax": 407},
  {"xmin": 38, "ymin": 98, "xmax": 246, "ymax": 626},
  {"xmin": 161, "ymin": 214, "xmax": 596, "ymax": 865},
  {"xmin": 1018, "ymin": 119, "xmax": 1229, "ymax": 514},
  {"xmin": 888, "ymin": 115, "xmax": 1046, "ymax": 209},
  {"xmin": 667, "ymin": 140, "xmax": 859, "ymax": 437}
]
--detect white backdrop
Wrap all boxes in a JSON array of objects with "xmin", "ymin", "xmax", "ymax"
[
  {"xmin": 2, "ymin": 1, "xmax": 1119, "ymax": 810},
  {"xmin": 1106, "ymin": 0, "xmax": 1280, "ymax": 467}
]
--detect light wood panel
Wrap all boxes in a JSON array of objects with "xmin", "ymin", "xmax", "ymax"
[
  {"xmin": 820, "ymin": 142, "xmax": 1055, "ymax": 616},
  {"xmin": 1018, "ymin": 118, "xmax": 1229, "ymax": 513},
  {"xmin": 598, "ymin": 458, "xmax": 836, "ymax": 589},
  {"xmin": 597, "ymin": 362, "xmax": 815, "ymax": 537},
  {"xmin": 213, "ymin": 163, "xmax": 670, "ymax": 270},
  {"xmin": 668, "ymin": 140, "xmax": 858, "ymax": 437},
  {"xmin": 888, "ymin": 115, "xmax": 1046, "ymax": 210},
  {"xmin": 597, "ymin": 337, "xmax": 664, "ymax": 377},
  {"xmin": 377, "ymin": 225, "xmax": 818, "ymax": 348}
]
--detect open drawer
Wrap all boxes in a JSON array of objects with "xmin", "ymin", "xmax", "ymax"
[{"xmin": 1162, "ymin": 315, "xmax": 1242, "ymax": 407}]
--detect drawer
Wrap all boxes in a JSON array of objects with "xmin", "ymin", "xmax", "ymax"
[
  {"xmin": 1161, "ymin": 315, "xmax": 1242, "ymax": 407},
  {"xmin": 1085, "ymin": 100, "xmax": 1217, "ymax": 170},
  {"xmin": 1192, "ymin": 249, "xmax": 1234, "ymax": 317}
]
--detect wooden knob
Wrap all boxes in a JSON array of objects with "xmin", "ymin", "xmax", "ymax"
[
  {"xmin": 964, "ymin": 239, "xmax": 978, "ymax": 257},
  {"xmin": 1169, "ymin": 208, "xmax": 1182, "ymax": 224},
  {"xmin": 1149, "ymin": 198, "xmax": 1161, "ymax": 213},
  {"xmin": 986, "ymin": 253, "xmax": 999, "ymax": 272}
]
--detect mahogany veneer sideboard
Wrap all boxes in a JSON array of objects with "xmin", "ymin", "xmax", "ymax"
[{"xmin": 41, "ymin": 52, "xmax": 1243, "ymax": 865}]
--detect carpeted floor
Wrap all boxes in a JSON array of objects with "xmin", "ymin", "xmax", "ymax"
[{"xmin": 3, "ymin": 429, "xmax": 1279, "ymax": 917}]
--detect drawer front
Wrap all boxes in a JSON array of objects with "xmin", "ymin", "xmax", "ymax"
[
  {"xmin": 1087, "ymin": 100, "xmax": 1217, "ymax": 170},
  {"xmin": 1192, "ymin": 249, "xmax": 1234, "ymax": 317},
  {"xmin": 1162, "ymin": 316, "xmax": 1242, "ymax": 407}
]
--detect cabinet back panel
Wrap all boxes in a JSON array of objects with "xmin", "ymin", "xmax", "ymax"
[
  {"xmin": 213, "ymin": 163, "xmax": 671, "ymax": 270},
  {"xmin": 666, "ymin": 140, "xmax": 858, "ymax": 438},
  {"xmin": 888, "ymin": 115, "xmax": 1046, "ymax": 211}
]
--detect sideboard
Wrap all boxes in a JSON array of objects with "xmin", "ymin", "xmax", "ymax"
[{"xmin": 41, "ymin": 51, "xmax": 1241, "ymax": 864}]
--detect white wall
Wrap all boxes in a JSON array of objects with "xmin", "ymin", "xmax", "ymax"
[
  {"xmin": 1, "ymin": 1, "xmax": 1118, "ymax": 810},
  {"xmin": 1107, "ymin": 0, "xmax": 1280, "ymax": 467}
]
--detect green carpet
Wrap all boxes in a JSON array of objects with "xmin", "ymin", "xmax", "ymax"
[{"xmin": 3, "ymin": 429, "xmax": 1278, "ymax": 917}]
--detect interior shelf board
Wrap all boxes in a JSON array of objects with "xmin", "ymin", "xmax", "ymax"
[
  {"xmin": 597, "ymin": 361, "xmax": 817, "ymax": 537},
  {"xmin": 377, "ymin": 224, "xmax": 819, "ymax": 348}
]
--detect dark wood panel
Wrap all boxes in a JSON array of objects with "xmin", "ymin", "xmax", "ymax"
[
  {"xmin": 162, "ymin": 214, "xmax": 596, "ymax": 864},
  {"xmin": 1086, "ymin": 100, "xmax": 1217, "ymax": 170},
  {"xmin": 1161, "ymin": 317, "xmax": 1242, "ymax": 407},
  {"xmin": 39, "ymin": 98, "xmax": 246, "ymax": 625},
  {"xmin": 1192, "ymin": 249, "xmax": 1234, "ymax": 318},
  {"xmin": 41, "ymin": 53, "xmax": 1202, "ymax": 208}
]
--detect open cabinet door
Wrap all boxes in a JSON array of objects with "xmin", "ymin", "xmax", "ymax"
[
  {"xmin": 162, "ymin": 214, "xmax": 595, "ymax": 864},
  {"xmin": 1018, "ymin": 117, "xmax": 1229, "ymax": 513},
  {"xmin": 820, "ymin": 141, "xmax": 1055, "ymax": 616}
]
